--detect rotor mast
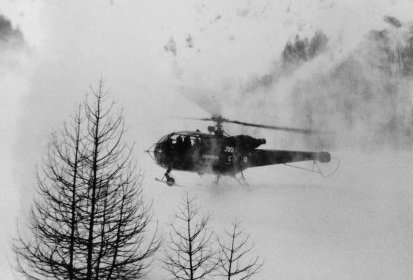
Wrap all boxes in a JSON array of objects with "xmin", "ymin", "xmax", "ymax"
[{"xmin": 208, "ymin": 115, "xmax": 224, "ymax": 136}]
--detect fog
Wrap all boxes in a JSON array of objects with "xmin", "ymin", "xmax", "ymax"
[{"xmin": 2, "ymin": 0, "xmax": 413, "ymax": 279}]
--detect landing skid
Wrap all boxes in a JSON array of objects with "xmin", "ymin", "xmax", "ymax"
[
  {"xmin": 209, "ymin": 173, "xmax": 249, "ymax": 187},
  {"xmin": 212, "ymin": 175, "xmax": 221, "ymax": 186},
  {"xmin": 155, "ymin": 167, "xmax": 182, "ymax": 187},
  {"xmin": 235, "ymin": 172, "xmax": 249, "ymax": 187},
  {"xmin": 155, "ymin": 177, "xmax": 183, "ymax": 187}
]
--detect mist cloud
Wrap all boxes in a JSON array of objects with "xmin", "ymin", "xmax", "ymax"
[
  {"xmin": 6, "ymin": 2, "xmax": 413, "ymax": 280},
  {"xmin": 289, "ymin": 17, "xmax": 413, "ymax": 149},
  {"xmin": 244, "ymin": 30, "xmax": 329, "ymax": 92},
  {"xmin": 235, "ymin": 17, "xmax": 413, "ymax": 150},
  {"xmin": 0, "ymin": 13, "xmax": 25, "ymax": 50},
  {"xmin": 0, "ymin": 11, "xmax": 30, "ymax": 280}
]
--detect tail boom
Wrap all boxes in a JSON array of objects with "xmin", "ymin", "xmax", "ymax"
[{"xmin": 244, "ymin": 149, "xmax": 331, "ymax": 168}]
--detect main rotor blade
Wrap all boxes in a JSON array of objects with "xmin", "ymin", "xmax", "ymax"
[
  {"xmin": 177, "ymin": 116, "xmax": 321, "ymax": 134},
  {"xmin": 222, "ymin": 118, "xmax": 320, "ymax": 134},
  {"xmin": 173, "ymin": 116, "xmax": 212, "ymax": 121}
]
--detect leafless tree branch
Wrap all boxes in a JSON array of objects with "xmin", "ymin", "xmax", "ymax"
[
  {"xmin": 217, "ymin": 222, "xmax": 263, "ymax": 280},
  {"xmin": 13, "ymin": 81, "xmax": 161, "ymax": 280},
  {"xmin": 163, "ymin": 194, "xmax": 217, "ymax": 280}
]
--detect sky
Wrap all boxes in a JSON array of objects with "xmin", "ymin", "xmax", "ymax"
[{"xmin": 1, "ymin": 0, "xmax": 413, "ymax": 279}]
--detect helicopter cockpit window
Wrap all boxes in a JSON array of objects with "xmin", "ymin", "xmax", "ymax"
[
  {"xmin": 183, "ymin": 135, "xmax": 191, "ymax": 150},
  {"xmin": 166, "ymin": 132, "xmax": 203, "ymax": 154},
  {"xmin": 167, "ymin": 133, "xmax": 186, "ymax": 152},
  {"xmin": 175, "ymin": 135, "xmax": 184, "ymax": 151},
  {"xmin": 192, "ymin": 135, "xmax": 201, "ymax": 146}
]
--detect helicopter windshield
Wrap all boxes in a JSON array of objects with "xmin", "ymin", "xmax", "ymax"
[
  {"xmin": 154, "ymin": 132, "xmax": 202, "ymax": 162},
  {"xmin": 158, "ymin": 132, "xmax": 202, "ymax": 145}
]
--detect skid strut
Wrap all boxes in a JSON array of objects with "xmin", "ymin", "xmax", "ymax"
[{"xmin": 164, "ymin": 167, "xmax": 175, "ymax": 186}]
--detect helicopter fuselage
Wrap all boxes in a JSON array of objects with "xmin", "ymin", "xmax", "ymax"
[{"xmin": 152, "ymin": 131, "xmax": 330, "ymax": 177}]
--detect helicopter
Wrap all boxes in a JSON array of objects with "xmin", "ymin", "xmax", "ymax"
[{"xmin": 146, "ymin": 114, "xmax": 333, "ymax": 186}]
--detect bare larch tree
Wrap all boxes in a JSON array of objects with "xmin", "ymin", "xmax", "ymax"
[
  {"xmin": 163, "ymin": 195, "xmax": 217, "ymax": 280},
  {"xmin": 217, "ymin": 222, "xmax": 263, "ymax": 280},
  {"xmin": 13, "ymin": 81, "xmax": 161, "ymax": 280}
]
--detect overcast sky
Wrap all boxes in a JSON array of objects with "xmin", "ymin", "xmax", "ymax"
[{"xmin": 2, "ymin": 0, "xmax": 413, "ymax": 279}]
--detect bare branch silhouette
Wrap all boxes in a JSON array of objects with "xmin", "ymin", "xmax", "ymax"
[
  {"xmin": 163, "ymin": 194, "xmax": 217, "ymax": 280},
  {"xmin": 217, "ymin": 222, "xmax": 263, "ymax": 280},
  {"xmin": 13, "ymin": 80, "xmax": 161, "ymax": 280}
]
